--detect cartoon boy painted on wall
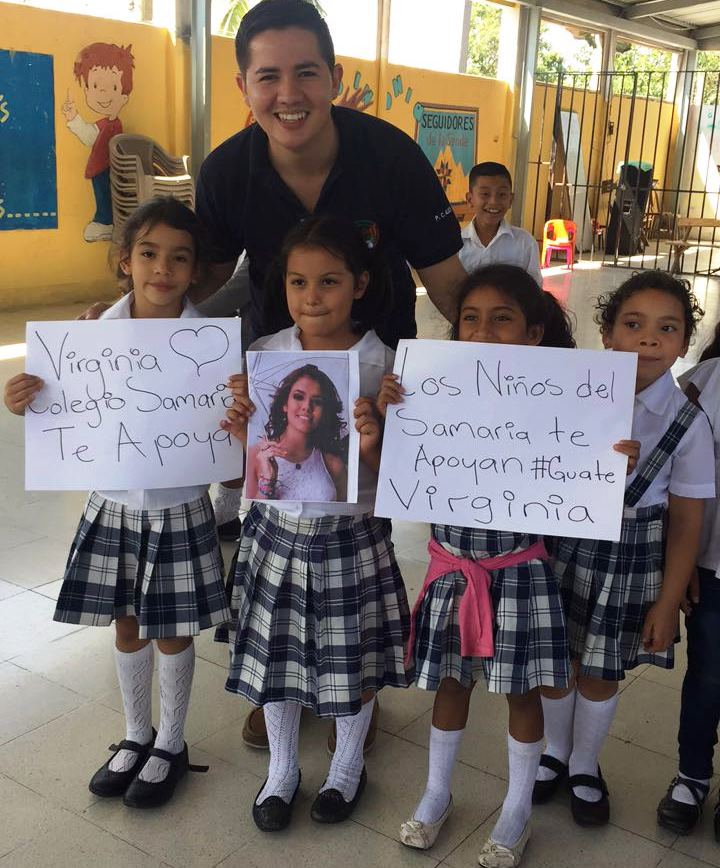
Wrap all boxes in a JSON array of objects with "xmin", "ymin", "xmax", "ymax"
[{"xmin": 62, "ymin": 43, "xmax": 134, "ymax": 242}]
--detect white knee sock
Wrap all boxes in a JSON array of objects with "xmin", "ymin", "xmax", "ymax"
[
  {"xmin": 536, "ymin": 690, "xmax": 576, "ymax": 781},
  {"xmin": 672, "ymin": 774, "xmax": 710, "ymax": 806},
  {"xmin": 414, "ymin": 725, "xmax": 463, "ymax": 824},
  {"xmin": 257, "ymin": 700, "xmax": 302, "ymax": 803},
  {"xmin": 138, "ymin": 643, "xmax": 195, "ymax": 784},
  {"xmin": 321, "ymin": 698, "xmax": 375, "ymax": 801},
  {"xmin": 491, "ymin": 734, "xmax": 543, "ymax": 847},
  {"xmin": 568, "ymin": 691, "xmax": 618, "ymax": 802},
  {"xmin": 213, "ymin": 483, "xmax": 243, "ymax": 525},
  {"xmin": 109, "ymin": 643, "xmax": 154, "ymax": 773}
]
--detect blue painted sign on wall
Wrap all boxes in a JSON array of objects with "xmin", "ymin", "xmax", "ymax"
[{"xmin": 0, "ymin": 49, "xmax": 58, "ymax": 231}]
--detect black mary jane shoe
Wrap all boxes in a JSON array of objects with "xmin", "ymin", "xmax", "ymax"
[
  {"xmin": 123, "ymin": 744, "xmax": 208, "ymax": 809},
  {"xmin": 310, "ymin": 767, "xmax": 367, "ymax": 824},
  {"xmin": 252, "ymin": 772, "xmax": 302, "ymax": 832},
  {"xmin": 657, "ymin": 776, "xmax": 708, "ymax": 835},
  {"xmin": 88, "ymin": 732, "xmax": 155, "ymax": 798},
  {"xmin": 569, "ymin": 768, "xmax": 610, "ymax": 827},
  {"xmin": 532, "ymin": 754, "xmax": 569, "ymax": 804}
]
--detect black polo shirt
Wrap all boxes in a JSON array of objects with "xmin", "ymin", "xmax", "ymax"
[{"xmin": 195, "ymin": 106, "xmax": 462, "ymax": 348}]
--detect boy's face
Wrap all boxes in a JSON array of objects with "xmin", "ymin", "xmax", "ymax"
[
  {"xmin": 467, "ymin": 175, "xmax": 513, "ymax": 232},
  {"xmin": 83, "ymin": 66, "xmax": 128, "ymax": 119},
  {"xmin": 237, "ymin": 27, "xmax": 342, "ymax": 157}
]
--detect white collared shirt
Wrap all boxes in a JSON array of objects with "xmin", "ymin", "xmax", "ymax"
[
  {"xmin": 96, "ymin": 293, "xmax": 211, "ymax": 511},
  {"xmin": 678, "ymin": 359, "xmax": 720, "ymax": 578},
  {"xmin": 459, "ymin": 219, "xmax": 543, "ymax": 286},
  {"xmin": 248, "ymin": 326, "xmax": 394, "ymax": 518},
  {"xmin": 626, "ymin": 369, "xmax": 715, "ymax": 509}
]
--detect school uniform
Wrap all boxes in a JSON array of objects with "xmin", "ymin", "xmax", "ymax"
[
  {"xmin": 674, "ymin": 359, "xmax": 720, "ymax": 782},
  {"xmin": 222, "ymin": 326, "xmax": 412, "ymax": 718},
  {"xmin": 54, "ymin": 293, "xmax": 230, "ymax": 639},
  {"xmin": 556, "ymin": 370, "xmax": 715, "ymax": 681},
  {"xmin": 408, "ymin": 525, "xmax": 570, "ymax": 695},
  {"xmin": 459, "ymin": 219, "xmax": 543, "ymax": 286}
]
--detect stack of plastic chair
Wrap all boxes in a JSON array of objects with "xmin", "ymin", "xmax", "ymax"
[
  {"xmin": 541, "ymin": 219, "xmax": 576, "ymax": 269},
  {"xmin": 109, "ymin": 134, "xmax": 195, "ymax": 238}
]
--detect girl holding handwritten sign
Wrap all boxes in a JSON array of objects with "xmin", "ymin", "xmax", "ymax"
[
  {"xmin": 390, "ymin": 265, "xmax": 578, "ymax": 864},
  {"xmin": 4, "ymin": 198, "xmax": 234, "ymax": 808},
  {"xmin": 536, "ymin": 271, "xmax": 714, "ymax": 829},
  {"xmin": 219, "ymin": 216, "xmax": 411, "ymax": 831}
]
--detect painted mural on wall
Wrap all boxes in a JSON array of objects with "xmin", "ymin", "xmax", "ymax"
[
  {"xmin": 0, "ymin": 49, "xmax": 58, "ymax": 231},
  {"xmin": 414, "ymin": 103, "xmax": 478, "ymax": 205},
  {"xmin": 61, "ymin": 42, "xmax": 135, "ymax": 242}
]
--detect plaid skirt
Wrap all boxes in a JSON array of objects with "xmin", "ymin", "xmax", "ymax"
[
  {"xmin": 556, "ymin": 503, "xmax": 670, "ymax": 680},
  {"xmin": 410, "ymin": 525, "xmax": 570, "ymax": 694},
  {"xmin": 222, "ymin": 503, "xmax": 412, "ymax": 718},
  {"xmin": 54, "ymin": 491, "xmax": 229, "ymax": 639}
]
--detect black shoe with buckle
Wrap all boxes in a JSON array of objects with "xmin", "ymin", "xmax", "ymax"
[
  {"xmin": 123, "ymin": 743, "xmax": 208, "ymax": 808},
  {"xmin": 569, "ymin": 768, "xmax": 610, "ymax": 827},
  {"xmin": 88, "ymin": 731, "xmax": 155, "ymax": 798},
  {"xmin": 252, "ymin": 772, "xmax": 302, "ymax": 832},
  {"xmin": 310, "ymin": 767, "xmax": 367, "ymax": 824},
  {"xmin": 657, "ymin": 776, "xmax": 708, "ymax": 835},
  {"xmin": 532, "ymin": 754, "xmax": 569, "ymax": 804}
]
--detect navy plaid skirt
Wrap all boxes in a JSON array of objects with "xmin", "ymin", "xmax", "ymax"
[
  {"xmin": 54, "ymin": 492, "xmax": 229, "ymax": 639},
  {"xmin": 410, "ymin": 525, "xmax": 570, "ymax": 695},
  {"xmin": 555, "ymin": 503, "xmax": 670, "ymax": 680},
  {"xmin": 221, "ymin": 503, "xmax": 412, "ymax": 718}
]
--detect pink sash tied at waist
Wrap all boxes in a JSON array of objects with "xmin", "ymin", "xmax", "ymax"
[{"xmin": 405, "ymin": 537, "xmax": 549, "ymax": 666}]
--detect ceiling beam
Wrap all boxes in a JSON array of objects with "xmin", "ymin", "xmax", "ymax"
[
  {"xmin": 623, "ymin": 0, "xmax": 711, "ymax": 20},
  {"xmin": 693, "ymin": 23, "xmax": 720, "ymax": 41},
  {"xmin": 537, "ymin": 0, "xmax": 698, "ymax": 50}
]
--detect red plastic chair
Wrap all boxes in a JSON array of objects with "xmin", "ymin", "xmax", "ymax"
[{"xmin": 542, "ymin": 219, "xmax": 576, "ymax": 269}]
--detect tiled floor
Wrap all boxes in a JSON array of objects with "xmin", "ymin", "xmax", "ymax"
[{"xmin": 2, "ymin": 265, "xmax": 720, "ymax": 867}]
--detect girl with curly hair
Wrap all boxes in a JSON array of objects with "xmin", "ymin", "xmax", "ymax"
[{"xmin": 535, "ymin": 270, "xmax": 715, "ymax": 834}]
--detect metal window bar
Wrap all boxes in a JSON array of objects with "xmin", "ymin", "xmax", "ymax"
[{"xmin": 527, "ymin": 68, "xmax": 720, "ymax": 275}]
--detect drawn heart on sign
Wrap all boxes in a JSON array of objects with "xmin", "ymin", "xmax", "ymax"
[{"xmin": 169, "ymin": 326, "xmax": 230, "ymax": 375}]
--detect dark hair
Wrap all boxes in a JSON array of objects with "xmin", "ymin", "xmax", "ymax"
[
  {"xmin": 468, "ymin": 162, "xmax": 513, "ymax": 190},
  {"xmin": 594, "ymin": 270, "xmax": 703, "ymax": 342},
  {"xmin": 265, "ymin": 363, "xmax": 346, "ymax": 454},
  {"xmin": 264, "ymin": 214, "xmax": 393, "ymax": 335},
  {"xmin": 451, "ymin": 264, "xmax": 576, "ymax": 349},
  {"xmin": 235, "ymin": 0, "xmax": 335, "ymax": 74},
  {"xmin": 115, "ymin": 197, "xmax": 207, "ymax": 290},
  {"xmin": 700, "ymin": 321, "xmax": 720, "ymax": 362}
]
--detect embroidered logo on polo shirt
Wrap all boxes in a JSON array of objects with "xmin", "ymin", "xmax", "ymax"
[{"xmin": 355, "ymin": 219, "xmax": 380, "ymax": 249}]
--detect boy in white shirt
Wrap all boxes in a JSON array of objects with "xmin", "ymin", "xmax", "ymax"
[{"xmin": 459, "ymin": 162, "xmax": 543, "ymax": 285}]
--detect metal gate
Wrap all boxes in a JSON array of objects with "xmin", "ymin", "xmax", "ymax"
[{"xmin": 525, "ymin": 69, "xmax": 720, "ymax": 275}]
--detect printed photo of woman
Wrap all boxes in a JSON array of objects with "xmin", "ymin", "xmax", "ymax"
[{"xmin": 246, "ymin": 362, "xmax": 350, "ymax": 502}]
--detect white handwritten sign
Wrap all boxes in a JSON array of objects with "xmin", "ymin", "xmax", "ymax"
[
  {"xmin": 24, "ymin": 318, "xmax": 244, "ymax": 490},
  {"xmin": 375, "ymin": 340, "xmax": 637, "ymax": 541}
]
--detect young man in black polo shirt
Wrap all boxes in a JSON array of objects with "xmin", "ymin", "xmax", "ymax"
[
  {"xmin": 199, "ymin": 0, "xmax": 466, "ymax": 567},
  {"xmin": 195, "ymin": 0, "xmax": 465, "ymax": 347}
]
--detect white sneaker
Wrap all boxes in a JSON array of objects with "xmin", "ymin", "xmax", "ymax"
[
  {"xmin": 477, "ymin": 823, "xmax": 530, "ymax": 867},
  {"xmin": 84, "ymin": 221, "xmax": 113, "ymax": 242},
  {"xmin": 399, "ymin": 796, "xmax": 453, "ymax": 850}
]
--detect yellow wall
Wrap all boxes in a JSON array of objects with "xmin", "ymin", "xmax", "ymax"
[{"xmin": 0, "ymin": 4, "xmax": 184, "ymax": 308}]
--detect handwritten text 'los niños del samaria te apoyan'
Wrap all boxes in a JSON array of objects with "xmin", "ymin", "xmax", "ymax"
[{"xmin": 389, "ymin": 353, "xmax": 621, "ymax": 527}]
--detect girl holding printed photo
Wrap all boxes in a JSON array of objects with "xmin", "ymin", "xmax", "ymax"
[{"xmin": 220, "ymin": 215, "xmax": 411, "ymax": 831}]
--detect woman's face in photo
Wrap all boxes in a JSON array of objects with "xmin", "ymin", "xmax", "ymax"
[{"xmin": 282, "ymin": 375, "xmax": 324, "ymax": 436}]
